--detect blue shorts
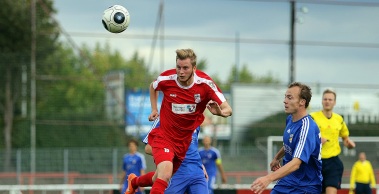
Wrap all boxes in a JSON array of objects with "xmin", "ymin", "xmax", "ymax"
[
  {"xmin": 165, "ymin": 173, "xmax": 207, "ymax": 194},
  {"xmin": 322, "ymin": 156, "xmax": 344, "ymax": 191},
  {"xmin": 271, "ymin": 186, "xmax": 319, "ymax": 194}
]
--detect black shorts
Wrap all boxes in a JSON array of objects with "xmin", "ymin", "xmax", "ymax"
[
  {"xmin": 322, "ymin": 156, "xmax": 344, "ymax": 191},
  {"xmin": 355, "ymin": 182, "xmax": 371, "ymax": 194}
]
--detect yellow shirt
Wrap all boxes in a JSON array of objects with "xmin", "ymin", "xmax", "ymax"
[
  {"xmin": 310, "ymin": 111, "xmax": 349, "ymax": 159},
  {"xmin": 350, "ymin": 160, "xmax": 376, "ymax": 188}
]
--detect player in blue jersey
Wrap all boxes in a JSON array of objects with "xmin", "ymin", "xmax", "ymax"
[
  {"xmin": 120, "ymin": 139, "xmax": 147, "ymax": 194},
  {"xmin": 198, "ymin": 135, "xmax": 227, "ymax": 194},
  {"xmin": 251, "ymin": 82, "xmax": 322, "ymax": 194},
  {"xmin": 142, "ymin": 118, "xmax": 208, "ymax": 194}
]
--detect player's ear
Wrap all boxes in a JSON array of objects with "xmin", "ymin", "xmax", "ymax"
[{"xmin": 300, "ymin": 98, "xmax": 306, "ymax": 106}]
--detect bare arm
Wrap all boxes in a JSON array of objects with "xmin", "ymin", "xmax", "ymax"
[
  {"xmin": 148, "ymin": 82, "xmax": 159, "ymax": 121},
  {"xmin": 216, "ymin": 160, "xmax": 227, "ymax": 184},
  {"xmin": 144, "ymin": 144, "xmax": 152, "ymax": 156},
  {"xmin": 270, "ymin": 146, "xmax": 285, "ymax": 171},
  {"xmin": 119, "ymin": 171, "xmax": 126, "ymax": 192}
]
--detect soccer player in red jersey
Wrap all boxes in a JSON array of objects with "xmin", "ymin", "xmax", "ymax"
[{"xmin": 125, "ymin": 48, "xmax": 232, "ymax": 194}]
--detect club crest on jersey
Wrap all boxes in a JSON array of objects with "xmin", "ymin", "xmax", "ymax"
[
  {"xmin": 289, "ymin": 134, "xmax": 294, "ymax": 143},
  {"xmin": 194, "ymin": 94, "xmax": 201, "ymax": 103}
]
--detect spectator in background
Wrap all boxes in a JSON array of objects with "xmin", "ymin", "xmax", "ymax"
[
  {"xmin": 120, "ymin": 139, "xmax": 146, "ymax": 194},
  {"xmin": 199, "ymin": 135, "xmax": 227, "ymax": 194},
  {"xmin": 310, "ymin": 89, "xmax": 356, "ymax": 194},
  {"xmin": 350, "ymin": 152, "xmax": 376, "ymax": 194}
]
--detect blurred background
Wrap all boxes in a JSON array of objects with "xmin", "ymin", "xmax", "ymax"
[{"xmin": 1, "ymin": 0, "xmax": 379, "ymax": 193}]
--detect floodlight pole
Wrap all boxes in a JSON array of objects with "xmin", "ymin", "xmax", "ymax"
[
  {"xmin": 30, "ymin": 0, "xmax": 37, "ymax": 184},
  {"xmin": 289, "ymin": 1, "xmax": 296, "ymax": 84}
]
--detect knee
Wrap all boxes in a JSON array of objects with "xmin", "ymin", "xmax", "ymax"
[
  {"xmin": 156, "ymin": 162, "xmax": 173, "ymax": 182},
  {"xmin": 157, "ymin": 170, "xmax": 172, "ymax": 182}
]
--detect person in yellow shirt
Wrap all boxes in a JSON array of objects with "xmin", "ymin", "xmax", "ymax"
[
  {"xmin": 350, "ymin": 152, "xmax": 376, "ymax": 194},
  {"xmin": 310, "ymin": 89, "xmax": 356, "ymax": 194}
]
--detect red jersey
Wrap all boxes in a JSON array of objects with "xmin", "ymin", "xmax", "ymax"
[{"xmin": 152, "ymin": 69, "xmax": 226, "ymax": 143}]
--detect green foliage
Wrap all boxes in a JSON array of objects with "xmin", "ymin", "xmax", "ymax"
[
  {"xmin": 219, "ymin": 65, "xmax": 280, "ymax": 91},
  {"xmin": 196, "ymin": 59, "xmax": 208, "ymax": 71},
  {"xmin": 31, "ymin": 42, "xmax": 154, "ymax": 148},
  {"xmin": 0, "ymin": 0, "xmax": 30, "ymax": 53}
]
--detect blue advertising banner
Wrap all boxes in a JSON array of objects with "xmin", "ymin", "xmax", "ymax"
[{"xmin": 125, "ymin": 90, "xmax": 163, "ymax": 138}]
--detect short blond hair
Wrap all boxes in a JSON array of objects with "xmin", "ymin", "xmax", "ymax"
[{"xmin": 176, "ymin": 49, "xmax": 197, "ymax": 66}]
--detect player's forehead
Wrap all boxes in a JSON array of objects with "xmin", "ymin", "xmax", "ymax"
[
  {"xmin": 285, "ymin": 86, "xmax": 300, "ymax": 97},
  {"xmin": 176, "ymin": 58, "xmax": 192, "ymax": 67},
  {"xmin": 323, "ymin": 93, "xmax": 335, "ymax": 100}
]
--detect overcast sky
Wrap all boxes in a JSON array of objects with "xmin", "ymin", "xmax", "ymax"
[{"xmin": 53, "ymin": 0, "xmax": 379, "ymax": 86}]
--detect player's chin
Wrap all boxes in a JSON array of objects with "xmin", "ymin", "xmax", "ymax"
[{"xmin": 178, "ymin": 76, "xmax": 187, "ymax": 81}]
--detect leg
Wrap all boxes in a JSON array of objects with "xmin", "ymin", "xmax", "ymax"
[
  {"xmin": 186, "ymin": 176, "xmax": 208, "ymax": 194},
  {"xmin": 325, "ymin": 186, "xmax": 337, "ymax": 194},
  {"xmin": 323, "ymin": 157, "xmax": 343, "ymax": 194},
  {"xmin": 150, "ymin": 161, "xmax": 173, "ymax": 194}
]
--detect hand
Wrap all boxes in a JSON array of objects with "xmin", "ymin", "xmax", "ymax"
[
  {"xmin": 202, "ymin": 165, "xmax": 209, "ymax": 181},
  {"xmin": 251, "ymin": 176, "xmax": 270, "ymax": 194},
  {"xmin": 148, "ymin": 110, "xmax": 159, "ymax": 121},
  {"xmin": 344, "ymin": 138, "xmax": 355, "ymax": 149},
  {"xmin": 221, "ymin": 175, "xmax": 227, "ymax": 184},
  {"xmin": 207, "ymin": 100, "xmax": 221, "ymax": 114},
  {"xmin": 270, "ymin": 159, "xmax": 281, "ymax": 171},
  {"xmin": 321, "ymin": 137, "xmax": 328, "ymax": 144}
]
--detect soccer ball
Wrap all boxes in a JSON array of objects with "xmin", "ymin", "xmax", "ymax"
[{"xmin": 102, "ymin": 5, "xmax": 130, "ymax": 33}]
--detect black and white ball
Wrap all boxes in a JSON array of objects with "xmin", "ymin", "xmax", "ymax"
[{"xmin": 102, "ymin": 5, "xmax": 130, "ymax": 33}]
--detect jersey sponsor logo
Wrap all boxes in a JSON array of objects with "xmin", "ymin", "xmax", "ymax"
[
  {"xmin": 164, "ymin": 148, "xmax": 170, "ymax": 153},
  {"xmin": 284, "ymin": 144, "xmax": 293, "ymax": 156},
  {"xmin": 194, "ymin": 94, "xmax": 201, "ymax": 103},
  {"xmin": 170, "ymin": 93, "xmax": 176, "ymax": 97},
  {"xmin": 172, "ymin": 103, "xmax": 196, "ymax": 114}
]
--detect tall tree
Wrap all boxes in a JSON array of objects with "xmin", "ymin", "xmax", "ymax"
[
  {"xmin": 0, "ymin": 0, "xmax": 60, "ymax": 171},
  {"xmin": 0, "ymin": 0, "xmax": 31, "ymax": 171}
]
